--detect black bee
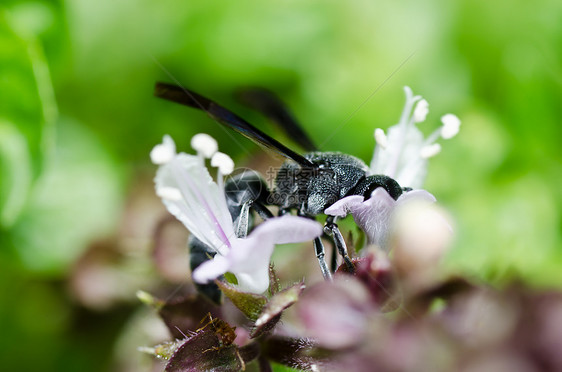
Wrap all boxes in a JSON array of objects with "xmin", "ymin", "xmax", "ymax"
[{"xmin": 155, "ymin": 83, "xmax": 403, "ymax": 283}]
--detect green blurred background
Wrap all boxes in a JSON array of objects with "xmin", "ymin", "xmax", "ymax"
[{"xmin": 1, "ymin": 0, "xmax": 561, "ymax": 371}]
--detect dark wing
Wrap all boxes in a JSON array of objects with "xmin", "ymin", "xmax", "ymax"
[
  {"xmin": 236, "ymin": 87, "xmax": 317, "ymax": 152},
  {"xmin": 154, "ymin": 82, "xmax": 315, "ymax": 168}
]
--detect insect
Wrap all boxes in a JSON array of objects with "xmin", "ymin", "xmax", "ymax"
[
  {"xmin": 155, "ymin": 82, "xmax": 404, "ymax": 282},
  {"xmin": 198, "ymin": 313, "xmax": 237, "ymax": 352}
]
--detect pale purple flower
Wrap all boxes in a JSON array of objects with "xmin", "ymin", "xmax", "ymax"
[
  {"xmin": 151, "ymin": 135, "xmax": 322, "ymax": 294},
  {"xmin": 369, "ymin": 86, "xmax": 461, "ymax": 189},
  {"xmin": 325, "ymin": 188, "xmax": 436, "ymax": 251}
]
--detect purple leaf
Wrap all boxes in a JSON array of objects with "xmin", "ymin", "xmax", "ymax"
[
  {"xmin": 261, "ymin": 336, "xmax": 328, "ymax": 371},
  {"xmin": 165, "ymin": 326, "xmax": 243, "ymax": 372},
  {"xmin": 251, "ymin": 282, "xmax": 305, "ymax": 338},
  {"xmin": 159, "ymin": 294, "xmax": 222, "ymax": 339}
]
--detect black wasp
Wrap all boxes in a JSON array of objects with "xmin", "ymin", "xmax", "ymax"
[{"xmin": 155, "ymin": 83, "xmax": 404, "ymax": 298}]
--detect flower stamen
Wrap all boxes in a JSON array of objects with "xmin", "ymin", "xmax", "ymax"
[
  {"xmin": 150, "ymin": 134, "xmax": 176, "ymax": 164},
  {"xmin": 374, "ymin": 128, "xmax": 388, "ymax": 149},
  {"xmin": 420, "ymin": 143, "xmax": 442, "ymax": 159},
  {"xmin": 191, "ymin": 133, "xmax": 218, "ymax": 159},
  {"xmin": 440, "ymin": 114, "xmax": 461, "ymax": 139},
  {"xmin": 413, "ymin": 99, "xmax": 429, "ymax": 123}
]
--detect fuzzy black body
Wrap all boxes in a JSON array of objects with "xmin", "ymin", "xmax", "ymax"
[{"xmin": 269, "ymin": 152, "xmax": 369, "ymax": 216}]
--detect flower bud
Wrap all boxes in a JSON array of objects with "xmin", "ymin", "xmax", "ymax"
[{"xmin": 391, "ymin": 200, "xmax": 453, "ymax": 279}]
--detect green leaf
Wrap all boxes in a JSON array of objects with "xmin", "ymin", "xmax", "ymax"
[
  {"xmin": 10, "ymin": 119, "xmax": 123, "ymax": 275},
  {"xmin": 216, "ymin": 280, "xmax": 267, "ymax": 321},
  {"xmin": 0, "ymin": 121, "xmax": 32, "ymax": 227},
  {"xmin": 138, "ymin": 340, "xmax": 184, "ymax": 361},
  {"xmin": 0, "ymin": 9, "xmax": 58, "ymax": 226}
]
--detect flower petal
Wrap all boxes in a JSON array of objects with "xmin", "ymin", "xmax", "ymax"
[
  {"xmin": 227, "ymin": 216, "xmax": 323, "ymax": 293},
  {"xmin": 192, "ymin": 255, "xmax": 230, "ymax": 284},
  {"xmin": 249, "ymin": 215, "xmax": 324, "ymax": 246},
  {"xmin": 350, "ymin": 188, "xmax": 397, "ymax": 249},
  {"xmin": 370, "ymin": 116, "xmax": 427, "ymax": 189},
  {"xmin": 232, "ymin": 268, "xmax": 270, "ymax": 294},
  {"xmin": 397, "ymin": 189, "xmax": 437, "ymax": 205},
  {"xmin": 324, "ymin": 195, "xmax": 365, "ymax": 218},
  {"xmin": 155, "ymin": 152, "xmax": 234, "ymax": 254}
]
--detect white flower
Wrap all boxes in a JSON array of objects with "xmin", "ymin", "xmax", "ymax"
[
  {"xmin": 325, "ymin": 188, "xmax": 436, "ymax": 251},
  {"xmin": 369, "ymin": 86, "xmax": 461, "ymax": 189},
  {"xmin": 151, "ymin": 135, "xmax": 323, "ymax": 293}
]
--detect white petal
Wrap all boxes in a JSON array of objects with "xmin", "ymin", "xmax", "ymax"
[
  {"xmin": 192, "ymin": 255, "xmax": 230, "ymax": 284},
  {"xmin": 440, "ymin": 114, "xmax": 461, "ymax": 139},
  {"xmin": 150, "ymin": 135, "xmax": 176, "ymax": 164},
  {"xmin": 351, "ymin": 188, "xmax": 396, "ymax": 249},
  {"xmin": 211, "ymin": 152, "xmax": 235, "ymax": 175},
  {"xmin": 250, "ymin": 215, "xmax": 323, "ymax": 245},
  {"xmin": 225, "ymin": 216, "xmax": 323, "ymax": 293},
  {"xmin": 325, "ymin": 195, "xmax": 365, "ymax": 217},
  {"xmin": 154, "ymin": 152, "xmax": 234, "ymax": 253},
  {"xmin": 397, "ymin": 189, "xmax": 437, "ymax": 205},
  {"xmin": 372, "ymin": 122, "xmax": 426, "ymax": 185},
  {"xmin": 232, "ymin": 267, "xmax": 270, "ymax": 294},
  {"xmin": 191, "ymin": 133, "xmax": 218, "ymax": 158},
  {"xmin": 218, "ymin": 236, "xmax": 272, "ymax": 293}
]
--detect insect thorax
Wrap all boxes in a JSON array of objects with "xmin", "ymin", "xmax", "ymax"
[{"xmin": 269, "ymin": 152, "xmax": 368, "ymax": 216}]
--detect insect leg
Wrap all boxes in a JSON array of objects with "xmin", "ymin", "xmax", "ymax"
[
  {"xmin": 235, "ymin": 201, "xmax": 276, "ymax": 236},
  {"xmin": 314, "ymin": 237, "xmax": 332, "ymax": 280},
  {"xmin": 252, "ymin": 201, "xmax": 274, "ymax": 220},
  {"xmin": 324, "ymin": 217, "xmax": 355, "ymax": 273},
  {"xmin": 330, "ymin": 240, "xmax": 338, "ymax": 272},
  {"xmin": 234, "ymin": 201, "xmax": 251, "ymax": 238}
]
